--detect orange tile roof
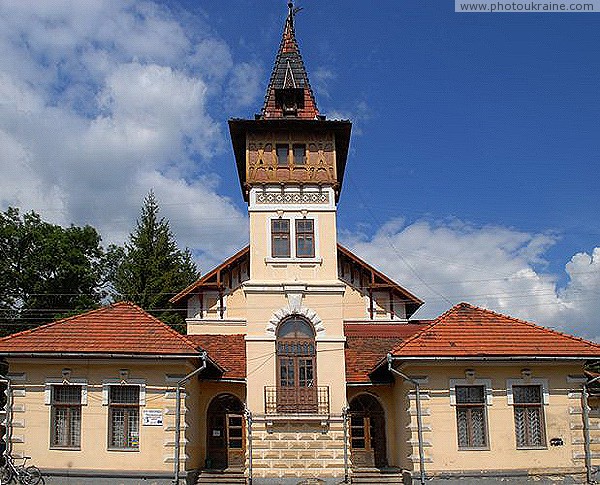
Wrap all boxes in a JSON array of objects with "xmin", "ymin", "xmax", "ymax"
[
  {"xmin": 0, "ymin": 302, "xmax": 201, "ymax": 357},
  {"xmin": 345, "ymin": 323, "xmax": 429, "ymax": 383},
  {"xmin": 391, "ymin": 303, "xmax": 600, "ymax": 359},
  {"xmin": 186, "ymin": 334, "xmax": 246, "ymax": 380}
]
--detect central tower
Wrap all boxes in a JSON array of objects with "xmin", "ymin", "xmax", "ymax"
[{"xmin": 228, "ymin": 3, "xmax": 352, "ymax": 482}]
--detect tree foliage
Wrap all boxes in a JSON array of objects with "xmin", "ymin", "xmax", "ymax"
[
  {"xmin": 0, "ymin": 207, "xmax": 108, "ymax": 336},
  {"xmin": 112, "ymin": 192, "xmax": 198, "ymax": 332}
]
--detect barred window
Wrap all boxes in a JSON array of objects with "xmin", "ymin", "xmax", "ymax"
[
  {"xmin": 456, "ymin": 386, "xmax": 487, "ymax": 449},
  {"xmin": 271, "ymin": 219, "xmax": 291, "ymax": 258},
  {"xmin": 51, "ymin": 385, "xmax": 82, "ymax": 449},
  {"xmin": 109, "ymin": 386, "xmax": 140, "ymax": 450},
  {"xmin": 513, "ymin": 385, "xmax": 545, "ymax": 448},
  {"xmin": 295, "ymin": 219, "xmax": 314, "ymax": 258}
]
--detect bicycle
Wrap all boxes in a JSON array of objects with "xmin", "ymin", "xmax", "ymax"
[{"xmin": 0, "ymin": 454, "xmax": 42, "ymax": 485}]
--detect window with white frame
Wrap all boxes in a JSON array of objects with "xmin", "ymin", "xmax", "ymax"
[
  {"xmin": 108, "ymin": 386, "xmax": 140, "ymax": 450},
  {"xmin": 455, "ymin": 386, "xmax": 488, "ymax": 448},
  {"xmin": 295, "ymin": 219, "xmax": 315, "ymax": 258},
  {"xmin": 50, "ymin": 385, "xmax": 82, "ymax": 449},
  {"xmin": 271, "ymin": 219, "xmax": 291, "ymax": 258},
  {"xmin": 512, "ymin": 385, "xmax": 545, "ymax": 448}
]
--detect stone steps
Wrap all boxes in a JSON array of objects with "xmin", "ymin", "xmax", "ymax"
[
  {"xmin": 195, "ymin": 469, "xmax": 247, "ymax": 484},
  {"xmin": 351, "ymin": 468, "xmax": 406, "ymax": 484}
]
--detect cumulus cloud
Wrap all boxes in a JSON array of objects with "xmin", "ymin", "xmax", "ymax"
[
  {"xmin": 0, "ymin": 0, "xmax": 255, "ymax": 265},
  {"xmin": 341, "ymin": 219, "xmax": 600, "ymax": 341}
]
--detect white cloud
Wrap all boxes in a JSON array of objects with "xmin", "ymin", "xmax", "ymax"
[
  {"xmin": 342, "ymin": 218, "xmax": 600, "ymax": 341},
  {"xmin": 0, "ymin": 0, "xmax": 255, "ymax": 265}
]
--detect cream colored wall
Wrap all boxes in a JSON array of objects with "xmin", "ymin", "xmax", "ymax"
[
  {"xmin": 249, "ymin": 211, "xmax": 338, "ymax": 282},
  {"xmin": 396, "ymin": 363, "xmax": 587, "ymax": 475},
  {"xmin": 6, "ymin": 358, "xmax": 198, "ymax": 474}
]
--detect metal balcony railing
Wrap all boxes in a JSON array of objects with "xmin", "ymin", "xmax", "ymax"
[{"xmin": 264, "ymin": 386, "xmax": 330, "ymax": 415}]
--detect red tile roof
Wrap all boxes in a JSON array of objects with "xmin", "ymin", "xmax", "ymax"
[
  {"xmin": 0, "ymin": 302, "xmax": 201, "ymax": 357},
  {"xmin": 391, "ymin": 303, "xmax": 600, "ymax": 359},
  {"xmin": 186, "ymin": 334, "xmax": 246, "ymax": 380},
  {"xmin": 345, "ymin": 323, "xmax": 429, "ymax": 383}
]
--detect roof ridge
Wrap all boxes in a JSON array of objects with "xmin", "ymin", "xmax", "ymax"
[
  {"xmin": 456, "ymin": 302, "xmax": 600, "ymax": 349},
  {"xmin": 0, "ymin": 303, "xmax": 113, "ymax": 343},
  {"xmin": 126, "ymin": 303, "xmax": 200, "ymax": 352},
  {"xmin": 390, "ymin": 303, "xmax": 458, "ymax": 354}
]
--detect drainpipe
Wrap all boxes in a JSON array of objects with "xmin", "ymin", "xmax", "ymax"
[
  {"xmin": 0, "ymin": 374, "xmax": 12, "ymax": 458},
  {"xmin": 342, "ymin": 404, "xmax": 350, "ymax": 483},
  {"xmin": 173, "ymin": 352, "xmax": 208, "ymax": 485},
  {"xmin": 244, "ymin": 404, "xmax": 253, "ymax": 485},
  {"xmin": 387, "ymin": 353, "xmax": 426, "ymax": 485},
  {"xmin": 583, "ymin": 374, "xmax": 600, "ymax": 484}
]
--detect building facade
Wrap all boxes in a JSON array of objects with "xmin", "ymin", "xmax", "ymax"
[{"xmin": 1, "ymin": 4, "xmax": 599, "ymax": 485}]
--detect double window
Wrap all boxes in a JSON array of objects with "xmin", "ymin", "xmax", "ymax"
[
  {"xmin": 51, "ymin": 385, "xmax": 82, "ymax": 449},
  {"xmin": 108, "ymin": 386, "xmax": 140, "ymax": 450},
  {"xmin": 455, "ymin": 386, "xmax": 487, "ymax": 449},
  {"xmin": 276, "ymin": 143, "xmax": 306, "ymax": 166},
  {"xmin": 513, "ymin": 385, "xmax": 545, "ymax": 448},
  {"xmin": 271, "ymin": 218, "xmax": 315, "ymax": 259}
]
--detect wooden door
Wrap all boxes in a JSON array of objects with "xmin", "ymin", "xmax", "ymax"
[
  {"xmin": 226, "ymin": 414, "xmax": 245, "ymax": 468},
  {"xmin": 349, "ymin": 394, "xmax": 388, "ymax": 469}
]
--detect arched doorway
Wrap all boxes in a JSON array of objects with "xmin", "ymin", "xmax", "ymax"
[
  {"xmin": 206, "ymin": 394, "xmax": 245, "ymax": 470},
  {"xmin": 276, "ymin": 316, "xmax": 317, "ymax": 413},
  {"xmin": 349, "ymin": 394, "xmax": 388, "ymax": 468}
]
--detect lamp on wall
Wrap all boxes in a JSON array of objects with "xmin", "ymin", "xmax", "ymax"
[
  {"xmin": 119, "ymin": 369, "xmax": 129, "ymax": 384},
  {"xmin": 521, "ymin": 368, "xmax": 532, "ymax": 381},
  {"xmin": 61, "ymin": 368, "xmax": 72, "ymax": 383},
  {"xmin": 464, "ymin": 369, "xmax": 476, "ymax": 381}
]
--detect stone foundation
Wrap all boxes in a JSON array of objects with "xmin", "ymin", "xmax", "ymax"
[{"xmin": 251, "ymin": 418, "xmax": 347, "ymax": 481}]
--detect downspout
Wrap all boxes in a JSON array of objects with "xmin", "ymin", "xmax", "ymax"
[
  {"xmin": 387, "ymin": 353, "xmax": 426, "ymax": 485},
  {"xmin": 583, "ymin": 374, "xmax": 600, "ymax": 484},
  {"xmin": 173, "ymin": 351, "xmax": 208, "ymax": 485},
  {"xmin": 0, "ymin": 374, "xmax": 12, "ymax": 457},
  {"xmin": 245, "ymin": 405, "xmax": 253, "ymax": 485},
  {"xmin": 342, "ymin": 404, "xmax": 350, "ymax": 483}
]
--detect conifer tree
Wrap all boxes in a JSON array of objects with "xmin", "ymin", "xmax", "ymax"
[{"xmin": 112, "ymin": 192, "xmax": 198, "ymax": 332}]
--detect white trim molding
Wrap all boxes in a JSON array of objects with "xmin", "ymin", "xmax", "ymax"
[
  {"xmin": 266, "ymin": 305, "xmax": 325, "ymax": 337},
  {"xmin": 506, "ymin": 377, "xmax": 549, "ymax": 405},
  {"xmin": 44, "ymin": 378, "xmax": 88, "ymax": 405},
  {"xmin": 102, "ymin": 378, "xmax": 146, "ymax": 406},
  {"xmin": 265, "ymin": 213, "xmax": 321, "ymax": 263},
  {"xmin": 449, "ymin": 378, "xmax": 493, "ymax": 406}
]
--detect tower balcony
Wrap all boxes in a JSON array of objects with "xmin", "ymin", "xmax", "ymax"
[{"xmin": 264, "ymin": 386, "xmax": 330, "ymax": 415}]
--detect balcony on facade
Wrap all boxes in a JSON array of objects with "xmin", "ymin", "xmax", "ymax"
[{"xmin": 264, "ymin": 386, "xmax": 330, "ymax": 416}]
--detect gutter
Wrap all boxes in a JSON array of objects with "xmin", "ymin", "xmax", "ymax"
[
  {"xmin": 394, "ymin": 356, "xmax": 596, "ymax": 362},
  {"xmin": 173, "ymin": 352, "xmax": 208, "ymax": 484},
  {"xmin": 0, "ymin": 352, "xmax": 202, "ymax": 359},
  {"xmin": 583, "ymin": 374, "xmax": 600, "ymax": 484},
  {"xmin": 387, "ymin": 353, "xmax": 426, "ymax": 485}
]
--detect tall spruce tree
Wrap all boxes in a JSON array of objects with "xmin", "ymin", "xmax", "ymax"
[
  {"xmin": 0, "ymin": 207, "xmax": 108, "ymax": 336},
  {"xmin": 113, "ymin": 192, "xmax": 198, "ymax": 332}
]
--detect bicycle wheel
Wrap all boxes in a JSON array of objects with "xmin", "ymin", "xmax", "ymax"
[
  {"xmin": 21, "ymin": 466, "xmax": 41, "ymax": 485},
  {"xmin": 1, "ymin": 465, "xmax": 14, "ymax": 484}
]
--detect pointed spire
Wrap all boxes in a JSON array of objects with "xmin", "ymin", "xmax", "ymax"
[{"xmin": 261, "ymin": 2, "xmax": 320, "ymax": 119}]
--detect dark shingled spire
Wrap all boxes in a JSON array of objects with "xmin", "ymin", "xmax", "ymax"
[{"xmin": 261, "ymin": 2, "xmax": 319, "ymax": 119}]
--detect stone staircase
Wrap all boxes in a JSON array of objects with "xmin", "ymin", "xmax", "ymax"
[
  {"xmin": 195, "ymin": 469, "xmax": 247, "ymax": 485},
  {"xmin": 351, "ymin": 467, "xmax": 407, "ymax": 484}
]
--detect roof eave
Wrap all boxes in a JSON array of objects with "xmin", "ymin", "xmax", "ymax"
[{"xmin": 0, "ymin": 352, "xmax": 203, "ymax": 359}]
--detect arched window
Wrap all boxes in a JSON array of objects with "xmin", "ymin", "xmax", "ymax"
[{"xmin": 276, "ymin": 317, "xmax": 317, "ymax": 412}]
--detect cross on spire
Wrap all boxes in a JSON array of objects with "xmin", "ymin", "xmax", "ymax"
[{"xmin": 261, "ymin": 2, "xmax": 319, "ymax": 119}]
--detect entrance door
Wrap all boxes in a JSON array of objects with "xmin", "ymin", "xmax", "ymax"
[
  {"xmin": 349, "ymin": 394, "xmax": 387, "ymax": 468},
  {"xmin": 206, "ymin": 394, "xmax": 245, "ymax": 470}
]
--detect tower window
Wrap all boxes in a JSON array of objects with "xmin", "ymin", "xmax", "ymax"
[
  {"xmin": 276, "ymin": 144, "xmax": 289, "ymax": 166},
  {"xmin": 296, "ymin": 219, "xmax": 315, "ymax": 258},
  {"xmin": 271, "ymin": 219, "xmax": 291, "ymax": 258},
  {"xmin": 293, "ymin": 144, "xmax": 306, "ymax": 165}
]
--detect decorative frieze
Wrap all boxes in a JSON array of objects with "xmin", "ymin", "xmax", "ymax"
[{"xmin": 256, "ymin": 191, "xmax": 329, "ymax": 205}]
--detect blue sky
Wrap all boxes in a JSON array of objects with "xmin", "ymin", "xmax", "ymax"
[{"xmin": 0, "ymin": 1, "xmax": 598, "ymax": 339}]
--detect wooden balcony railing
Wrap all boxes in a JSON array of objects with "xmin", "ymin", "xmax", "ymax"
[{"xmin": 264, "ymin": 386, "xmax": 330, "ymax": 415}]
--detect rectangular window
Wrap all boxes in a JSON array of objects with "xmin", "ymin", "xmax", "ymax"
[
  {"xmin": 109, "ymin": 386, "xmax": 140, "ymax": 450},
  {"xmin": 295, "ymin": 219, "xmax": 315, "ymax": 258},
  {"xmin": 271, "ymin": 219, "xmax": 291, "ymax": 258},
  {"xmin": 276, "ymin": 144, "xmax": 289, "ymax": 166},
  {"xmin": 456, "ymin": 385, "xmax": 487, "ymax": 449},
  {"xmin": 293, "ymin": 144, "xmax": 306, "ymax": 165},
  {"xmin": 51, "ymin": 385, "xmax": 82, "ymax": 449},
  {"xmin": 513, "ymin": 385, "xmax": 545, "ymax": 448}
]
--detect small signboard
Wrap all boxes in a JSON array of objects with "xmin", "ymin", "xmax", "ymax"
[{"xmin": 142, "ymin": 409, "xmax": 163, "ymax": 426}]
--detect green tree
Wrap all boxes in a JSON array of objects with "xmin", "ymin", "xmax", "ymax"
[
  {"xmin": 0, "ymin": 207, "xmax": 108, "ymax": 336},
  {"xmin": 112, "ymin": 192, "xmax": 198, "ymax": 332}
]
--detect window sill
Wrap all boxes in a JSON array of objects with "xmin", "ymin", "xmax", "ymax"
[
  {"xmin": 265, "ymin": 257, "xmax": 322, "ymax": 265},
  {"xmin": 107, "ymin": 447, "xmax": 140, "ymax": 452},
  {"xmin": 50, "ymin": 446, "xmax": 81, "ymax": 451},
  {"xmin": 516, "ymin": 446, "xmax": 547, "ymax": 450},
  {"xmin": 458, "ymin": 446, "xmax": 490, "ymax": 451}
]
